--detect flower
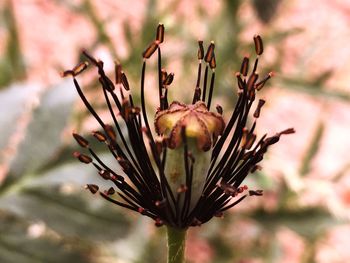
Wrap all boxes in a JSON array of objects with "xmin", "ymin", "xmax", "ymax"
[{"xmin": 64, "ymin": 24, "xmax": 294, "ymax": 229}]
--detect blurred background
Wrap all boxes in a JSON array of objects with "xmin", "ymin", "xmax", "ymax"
[{"xmin": 0, "ymin": 0, "xmax": 350, "ymax": 262}]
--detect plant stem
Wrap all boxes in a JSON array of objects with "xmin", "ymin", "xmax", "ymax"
[{"xmin": 167, "ymin": 226, "xmax": 187, "ymax": 263}]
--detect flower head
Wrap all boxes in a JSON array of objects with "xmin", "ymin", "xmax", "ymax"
[{"xmin": 64, "ymin": 24, "xmax": 294, "ymax": 229}]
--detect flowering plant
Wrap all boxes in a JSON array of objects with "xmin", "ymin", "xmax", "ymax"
[{"xmin": 64, "ymin": 24, "xmax": 293, "ymax": 263}]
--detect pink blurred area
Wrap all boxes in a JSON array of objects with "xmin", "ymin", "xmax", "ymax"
[{"xmin": 2, "ymin": 0, "xmax": 350, "ymax": 262}]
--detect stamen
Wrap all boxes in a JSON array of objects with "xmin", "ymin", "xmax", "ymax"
[
  {"xmin": 253, "ymin": 35, "xmax": 263, "ymax": 55},
  {"xmin": 156, "ymin": 23, "xmax": 165, "ymax": 43},
  {"xmin": 115, "ymin": 62, "xmax": 122, "ymax": 84},
  {"xmin": 204, "ymin": 41, "xmax": 215, "ymax": 63},
  {"xmin": 92, "ymin": 131, "xmax": 107, "ymax": 142},
  {"xmin": 73, "ymin": 152, "xmax": 92, "ymax": 164},
  {"xmin": 121, "ymin": 72, "xmax": 130, "ymax": 90},
  {"xmin": 253, "ymin": 99, "xmax": 265, "ymax": 118},
  {"xmin": 105, "ymin": 124, "xmax": 117, "ymax": 141},
  {"xmin": 85, "ymin": 184, "xmax": 99, "ymax": 194},
  {"xmin": 143, "ymin": 41, "xmax": 159, "ymax": 59},
  {"xmin": 197, "ymin": 40, "xmax": 204, "ymax": 60},
  {"xmin": 249, "ymin": 190, "xmax": 263, "ymax": 196},
  {"xmin": 106, "ymin": 187, "xmax": 115, "ymax": 195},
  {"xmin": 240, "ymin": 56, "xmax": 249, "ymax": 77},
  {"xmin": 72, "ymin": 133, "xmax": 89, "ymax": 148}
]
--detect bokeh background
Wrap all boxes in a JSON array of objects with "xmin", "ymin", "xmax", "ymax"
[{"xmin": 1, "ymin": 0, "xmax": 350, "ymax": 262}]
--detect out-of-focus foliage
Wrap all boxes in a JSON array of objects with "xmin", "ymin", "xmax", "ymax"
[{"xmin": 0, "ymin": 0, "xmax": 349, "ymax": 262}]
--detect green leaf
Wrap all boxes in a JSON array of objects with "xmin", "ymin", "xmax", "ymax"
[
  {"xmin": 0, "ymin": 186, "xmax": 131, "ymax": 242},
  {"xmin": 7, "ymin": 80, "xmax": 77, "ymax": 180},
  {"xmin": 299, "ymin": 121, "xmax": 324, "ymax": 176},
  {"xmin": 0, "ymin": 212, "xmax": 93, "ymax": 263},
  {"xmin": 0, "ymin": 84, "xmax": 39, "ymax": 151}
]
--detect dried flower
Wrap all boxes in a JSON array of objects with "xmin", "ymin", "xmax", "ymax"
[{"xmin": 65, "ymin": 24, "xmax": 294, "ymax": 229}]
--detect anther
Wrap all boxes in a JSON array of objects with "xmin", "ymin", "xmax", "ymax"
[
  {"xmin": 253, "ymin": 99, "xmax": 265, "ymax": 118},
  {"xmin": 240, "ymin": 56, "xmax": 249, "ymax": 77},
  {"xmin": 106, "ymin": 187, "xmax": 115, "ymax": 195},
  {"xmin": 216, "ymin": 105, "xmax": 223, "ymax": 115},
  {"xmin": 204, "ymin": 41, "xmax": 215, "ymax": 63},
  {"xmin": 121, "ymin": 72, "xmax": 130, "ymax": 90},
  {"xmin": 163, "ymin": 72, "xmax": 174, "ymax": 85},
  {"xmin": 99, "ymin": 170, "xmax": 111, "ymax": 180},
  {"xmin": 198, "ymin": 40, "xmax": 204, "ymax": 60},
  {"xmin": 61, "ymin": 61, "xmax": 89, "ymax": 77},
  {"xmin": 249, "ymin": 190, "xmax": 263, "ymax": 196},
  {"xmin": 115, "ymin": 62, "xmax": 122, "ymax": 84},
  {"xmin": 156, "ymin": 23, "xmax": 165, "ymax": 43},
  {"xmin": 92, "ymin": 131, "xmax": 107, "ymax": 142},
  {"xmin": 72, "ymin": 133, "xmax": 89, "ymax": 148},
  {"xmin": 253, "ymin": 35, "xmax": 263, "ymax": 55},
  {"xmin": 73, "ymin": 152, "xmax": 92, "ymax": 164},
  {"xmin": 255, "ymin": 72, "xmax": 273, "ymax": 91},
  {"xmin": 105, "ymin": 125, "xmax": 116, "ymax": 141},
  {"xmin": 142, "ymin": 41, "xmax": 159, "ymax": 59},
  {"xmin": 85, "ymin": 184, "xmax": 99, "ymax": 194}
]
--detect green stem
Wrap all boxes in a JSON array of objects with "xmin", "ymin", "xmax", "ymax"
[{"xmin": 167, "ymin": 226, "xmax": 187, "ymax": 263}]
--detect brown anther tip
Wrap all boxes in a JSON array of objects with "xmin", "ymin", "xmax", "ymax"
[
  {"xmin": 240, "ymin": 56, "xmax": 249, "ymax": 77},
  {"xmin": 269, "ymin": 71, "xmax": 275, "ymax": 77},
  {"xmin": 105, "ymin": 125, "xmax": 116, "ymax": 141},
  {"xmin": 85, "ymin": 184, "xmax": 99, "ymax": 194},
  {"xmin": 253, "ymin": 35, "xmax": 264, "ymax": 55},
  {"xmin": 235, "ymin": 72, "xmax": 241, "ymax": 77},
  {"xmin": 73, "ymin": 152, "xmax": 92, "ymax": 164},
  {"xmin": 61, "ymin": 70, "xmax": 74, "ymax": 78},
  {"xmin": 216, "ymin": 105, "xmax": 223, "ymax": 115},
  {"xmin": 92, "ymin": 131, "xmax": 107, "ymax": 142},
  {"xmin": 99, "ymin": 170, "xmax": 111, "ymax": 180},
  {"xmin": 249, "ymin": 189, "xmax": 263, "ymax": 196},
  {"xmin": 204, "ymin": 42, "xmax": 215, "ymax": 63},
  {"xmin": 280, "ymin": 128, "xmax": 296, "ymax": 135},
  {"xmin": 106, "ymin": 187, "xmax": 115, "ymax": 195},
  {"xmin": 72, "ymin": 133, "xmax": 89, "ymax": 148},
  {"xmin": 156, "ymin": 23, "xmax": 165, "ymax": 43},
  {"xmin": 142, "ymin": 41, "xmax": 159, "ymax": 59},
  {"xmin": 198, "ymin": 40, "xmax": 204, "ymax": 60}
]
